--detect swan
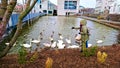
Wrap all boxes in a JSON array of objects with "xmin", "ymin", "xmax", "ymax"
[
  {"xmin": 75, "ymin": 34, "xmax": 81, "ymax": 41},
  {"xmin": 67, "ymin": 45, "xmax": 79, "ymax": 48},
  {"xmin": 22, "ymin": 39, "xmax": 32, "ymax": 48},
  {"xmin": 51, "ymin": 41, "xmax": 57, "ymax": 48},
  {"xmin": 31, "ymin": 37, "xmax": 40, "ymax": 44},
  {"xmin": 57, "ymin": 43, "xmax": 66, "ymax": 49},
  {"xmin": 65, "ymin": 38, "xmax": 71, "ymax": 44},
  {"xmin": 57, "ymin": 40, "xmax": 65, "ymax": 49},
  {"xmin": 97, "ymin": 40, "xmax": 103, "ymax": 44},
  {"xmin": 5, "ymin": 42, "xmax": 16, "ymax": 47},
  {"xmin": 49, "ymin": 35, "xmax": 54, "ymax": 43},
  {"xmin": 58, "ymin": 33, "xmax": 63, "ymax": 39},
  {"xmin": 88, "ymin": 43, "xmax": 92, "ymax": 47},
  {"xmin": 43, "ymin": 43, "xmax": 51, "ymax": 47}
]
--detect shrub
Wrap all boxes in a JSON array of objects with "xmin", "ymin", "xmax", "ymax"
[
  {"xmin": 18, "ymin": 46, "xmax": 27, "ymax": 64},
  {"xmin": 83, "ymin": 46, "xmax": 97, "ymax": 57}
]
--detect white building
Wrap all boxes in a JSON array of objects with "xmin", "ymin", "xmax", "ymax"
[
  {"xmin": 109, "ymin": 0, "xmax": 120, "ymax": 14},
  {"xmin": 40, "ymin": 0, "xmax": 57, "ymax": 14},
  {"xmin": 95, "ymin": 0, "xmax": 110, "ymax": 14},
  {"xmin": 95, "ymin": 0, "xmax": 120, "ymax": 14},
  {"xmin": 57, "ymin": 0, "xmax": 80, "ymax": 15}
]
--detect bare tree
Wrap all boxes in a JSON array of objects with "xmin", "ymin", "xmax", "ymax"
[{"xmin": 0, "ymin": 0, "xmax": 38, "ymax": 58}]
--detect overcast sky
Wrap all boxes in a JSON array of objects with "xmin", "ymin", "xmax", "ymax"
[{"xmin": 50, "ymin": 0, "xmax": 96, "ymax": 8}]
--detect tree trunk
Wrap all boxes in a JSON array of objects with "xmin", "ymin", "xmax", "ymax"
[
  {"xmin": 0, "ymin": 0, "xmax": 16, "ymax": 40},
  {"xmin": 0, "ymin": 0, "xmax": 8, "ymax": 22},
  {"xmin": 0, "ymin": 0, "xmax": 38, "ymax": 58}
]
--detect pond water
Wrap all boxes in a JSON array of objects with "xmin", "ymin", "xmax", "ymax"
[{"xmin": 9, "ymin": 16, "xmax": 119, "ymax": 53}]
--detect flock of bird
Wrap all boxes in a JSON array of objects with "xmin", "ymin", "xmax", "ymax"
[{"xmin": 5, "ymin": 31, "xmax": 104, "ymax": 51}]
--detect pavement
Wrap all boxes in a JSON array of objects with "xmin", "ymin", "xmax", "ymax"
[{"xmin": 80, "ymin": 16, "xmax": 120, "ymax": 30}]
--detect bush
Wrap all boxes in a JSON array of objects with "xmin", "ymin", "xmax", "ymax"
[
  {"xmin": 18, "ymin": 46, "xmax": 27, "ymax": 64},
  {"xmin": 83, "ymin": 46, "xmax": 97, "ymax": 57}
]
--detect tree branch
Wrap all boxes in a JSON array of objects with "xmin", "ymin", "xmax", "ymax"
[
  {"xmin": 0, "ymin": 0, "xmax": 17, "ymax": 40},
  {"xmin": 0, "ymin": 0, "xmax": 38, "ymax": 58}
]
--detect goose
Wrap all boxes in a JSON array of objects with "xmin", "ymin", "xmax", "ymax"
[{"xmin": 22, "ymin": 39, "xmax": 32, "ymax": 48}]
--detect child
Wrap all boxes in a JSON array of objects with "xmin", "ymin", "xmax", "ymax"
[{"xmin": 72, "ymin": 19, "xmax": 89, "ymax": 52}]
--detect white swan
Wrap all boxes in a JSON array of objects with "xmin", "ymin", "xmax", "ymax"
[
  {"xmin": 43, "ymin": 43, "xmax": 51, "ymax": 47},
  {"xmin": 65, "ymin": 38, "xmax": 71, "ymax": 44},
  {"xmin": 5, "ymin": 42, "xmax": 16, "ymax": 47},
  {"xmin": 49, "ymin": 36, "xmax": 54, "ymax": 42},
  {"xmin": 97, "ymin": 40, "xmax": 103, "ymax": 44},
  {"xmin": 75, "ymin": 34, "xmax": 81, "ymax": 41},
  {"xmin": 88, "ymin": 43, "xmax": 92, "ymax": 47},
  {"xmin": 59, "ymin": 35, "xmax": 63, "ymax": 39},
  {"xmin": 57, "ymin": 43, "xmax": 66, "ymax": 49},
  {"xmin": 51, "ymin": 41, "xmax": 57, "ymax": 48},
  {"xmin": 31, "ymin": 37, "xmax": 40, "ymax": 44},
  {"xmin": 22, "ymin": 39, "xmax": 32, "ymax": 48},
  {"xmin": 58, "ymin": 33, "xmax": 63, "ymax": 39},
  {"xmin": 67, "ymin": 45, "xmax": 79, "ymax": 48},
  {"xmin": 57, "ymin": 40, "xmax": 65, "ymax": 49}
]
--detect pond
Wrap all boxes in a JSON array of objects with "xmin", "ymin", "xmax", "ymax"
[{"xmin": 9, "ymin": 16, "xmax": 119, "ymax": 53}]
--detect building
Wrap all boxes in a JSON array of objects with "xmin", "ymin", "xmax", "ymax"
[
  {"xmin": 95, "ymin": 0, "xmax": 109, "ymax": 14},
  {"xmin": 57, "ymin": 0, "xmax": 80, "ymax": 16},
  {"xmin": 80, "ymin": 8, "xmax": 95, "ymax": 15},
  {"xmin": 95, "ymin": 0, "xmax": 120, "ymax": 14},
  {"xmin": 17, "ymin": 0, "xmax": 42, "ymax": 13},
  {"xmin": 109, "ymin": 0, "xmax": 120, "ymax": 14},
  {"xmin": 40, "ymin": 0, "xmax": 57, "ymax": 15}
]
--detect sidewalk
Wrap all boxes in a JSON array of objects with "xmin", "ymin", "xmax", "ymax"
[{"xmin": 80, "ymin": 16, "xmax": 120, "ymax": 30}]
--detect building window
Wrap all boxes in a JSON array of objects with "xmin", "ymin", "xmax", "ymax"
[
  {"xmin": 48, "ymin": 11, "xmax": 52, "ymax": 14},
  {"xmin": 118, "ymin": 5, "xmax": 120, "ymax": 12},
  {"xmin": 43, "ymin": 10, "xmax": 47, "ymax": 13},
  {"xmin": 40, "ymin": 5, "xmax": 42, "ymax": 9},
  {"xmin": 64, "ymin": 1, "xmax": 77, "ymax": 10}
]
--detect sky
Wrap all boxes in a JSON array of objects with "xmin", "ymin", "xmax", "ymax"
[{"xmin": 50, "ymin": 0, "xmax": 96, "ymax": 8}]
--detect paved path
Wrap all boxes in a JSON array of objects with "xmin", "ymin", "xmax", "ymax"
[{"xmin": 80, "ymin": 16, "xmax": 120, "ymax": 30}]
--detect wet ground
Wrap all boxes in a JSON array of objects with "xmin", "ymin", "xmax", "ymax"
[{"xmin": 9, "ymin": 16, "xmax": 119, "ymax": 53}]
